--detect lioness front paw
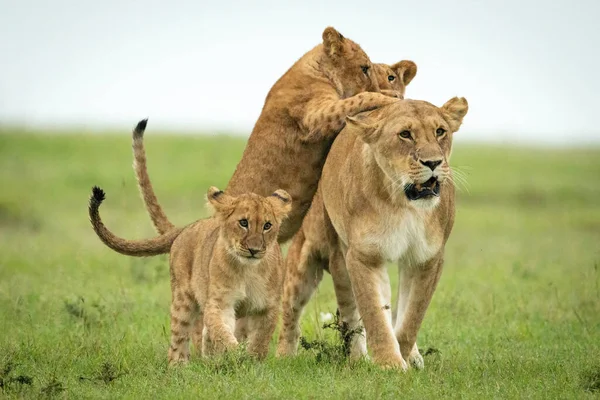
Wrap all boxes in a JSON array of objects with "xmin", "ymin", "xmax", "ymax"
[
  {"xmin": 408, "ymin": 348, "xmax": 424, "ymax": 370},
  {"xmin": 374, "ymin": 354, "xmax": 408, "ymax": 372}
]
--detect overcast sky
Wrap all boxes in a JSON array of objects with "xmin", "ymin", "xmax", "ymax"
[{"xmin": 1, "ymin": 0, "xmax": 598, "ymax": 144}]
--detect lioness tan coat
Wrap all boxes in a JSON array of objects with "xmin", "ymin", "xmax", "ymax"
[{"xmin": 278, "ymin": 98, "xmax": 468, "ymax": 370}]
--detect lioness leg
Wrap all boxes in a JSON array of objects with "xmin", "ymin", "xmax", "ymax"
[
  {"xmin": 168, "ymin": 288, "xmax": 196, "ymax": 365},
  {"xmin": 247, "ymin": 307, "xmax": 280, "ymax": 359},
  {"xmin": 277, "ymin": 235, "xmax": 324, "ymax": 356},
  {"xmin": 328, "ymin": 245, "xmax": 367, "ymax": 360},
  {"xmin": 345, "ymin": 248, "xmax": 407, "ymax": 370},
  {"xmin": 234, "ymin": 317, "xmax": 249, "ymax": 343},
  {"xmin": 395, "ymin": 255, "xmax": 444, "ymax": 369}
]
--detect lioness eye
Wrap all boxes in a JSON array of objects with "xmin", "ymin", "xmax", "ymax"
[
  {"xmin": 399, "ymin": 130, "xmax": 411, "ymax": 139},
  {"xmin": 239, "ymin": 219, "xmax": 248, "ymax": 228},
  {"xmin": 436, "ymin": 128, "xmax": 446, "ymax": 137},
  {"xmin": 263, "ymin": 222, "xmax": 272, "ymax": 231},
  {"xmin": 388, "ymin": 75, "xmax": 395, "ymax": 82},
  {"xmin": 361, "ymin": 65, "xmax": 369, "ymax": 74}
]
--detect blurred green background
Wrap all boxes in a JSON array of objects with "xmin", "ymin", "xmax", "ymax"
[{"xmin": 0, "ymin": 130, "xmax": 599, "ymax": 398}]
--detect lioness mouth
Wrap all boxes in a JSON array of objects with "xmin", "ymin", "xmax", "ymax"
[{"xmin": 404, "ymin": 177, "xmax": 440, "ymax": 200}]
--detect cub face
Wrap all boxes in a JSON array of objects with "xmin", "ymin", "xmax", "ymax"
[
  {"xmin": 373, "ymin": 60, "xmax": 418, "ymax": 98},
  {"xmin": 207, "ymin": 187, "xmax": 292, "ymax": 264},
  {"xmin": 346, "ymin": 97, "xmax": 468, "ymax": 208},
  {"xmin": 321, "ymin": 26, "xmax": 379, "ymax": 98}
]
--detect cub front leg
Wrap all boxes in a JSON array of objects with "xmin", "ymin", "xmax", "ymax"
[
  {"xmin": 203, "ymin": 299, "xmax": 238, "ymax": 355},
  {"xmin": 247, "ymin": 306, "xmax": 280, "ymax": 360},
  {"xmin": 395, "ymin": 255, "xmax": 445, "ymax": 367},
  {"xmin": 345, "ymin": 248, "xmax": 407, "ymax": 370},
  {"xmin": 301, "ymin": 92, "xmax": 399, "ymax": 142}
]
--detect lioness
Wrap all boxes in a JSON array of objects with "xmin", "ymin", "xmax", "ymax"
[
  {"xmin": 278, "ymin": 97, "xmax": 468, "ymax": 370},
  {"xmin": 88, "ymin": 184, "xmax": 292, "ymax": 364}
]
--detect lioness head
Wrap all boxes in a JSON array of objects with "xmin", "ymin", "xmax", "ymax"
[
  {"xmin": 207, "ymin": 187, "xmax": 292, "ymax": 263},
  {"xmin": 374, "ymin": 61, "xmax": 418, "ymax": 98},
  {"xmin": 346, "ymin": 97, "xmax": 468, "ymax": 208},
  {"xmin": 321, "ymin": 26, "xmax": 380, "ymax": 97}
]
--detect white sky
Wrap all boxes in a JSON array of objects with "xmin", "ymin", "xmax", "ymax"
[{"xmin": 1, "ymin": 0, "xmax": 599, "ymax": 144}]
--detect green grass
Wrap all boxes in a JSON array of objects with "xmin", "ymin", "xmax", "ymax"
[{"xmin": 0, "ymin": 130, "xmax": 599, "ymax": 399}]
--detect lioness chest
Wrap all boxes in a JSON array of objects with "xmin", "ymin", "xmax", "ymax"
[{"xmin": 363, "ymin": 209, "xmax": 442, "ymax": 265}]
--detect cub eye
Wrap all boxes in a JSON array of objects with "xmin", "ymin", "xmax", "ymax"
[
  {"xmin": 263, "ymin": 222, "xmax": 272, "ymax": 231},
  {"xmin": 388, "ymin": 75, "xmax": 395, "ymax": 82},
  {"xmin": 361, "ymin": 65, "xmax": 369, "ymax": 74},
  {"xmin": 436, "ymin": 128, "xmax": 446, "ymax": 137},
  {"xmin": 239, "ymin": 219, "xmax": 248, "ymax": 228},
  {"xmin": 399, "ymin": 130, "xmax": 411, "ymax": 139}
]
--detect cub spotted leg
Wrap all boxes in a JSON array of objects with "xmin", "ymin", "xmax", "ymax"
[
  {"xmin": 247, "ymin": 306, "xmax": 280, "ymax": 359},
  {"xmin": 277, "ymin": 233, "xmax": 325, "ymax": 356},
  {"xmin": 203, "ymin": 298, "xmax": 238, "ymax": 356},
  {"xmin": 168, "ymin": 288, "xmax": 196, "ymax": 365}
]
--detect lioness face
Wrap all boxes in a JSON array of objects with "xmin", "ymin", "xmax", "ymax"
[
  {"xmin": 322, "ymin": 27, "xmax": 379, "ymax": 98},
  {"xmin": 347, "ymin": 98, "xmax": 468, "ymax": 208},
  {"xmin": 207, "ymin": 187, "xmax": 292, "ymax": 264},
  {"xmin": 373, "ymin": 61, "xmax": 418, "ymax": 98}
]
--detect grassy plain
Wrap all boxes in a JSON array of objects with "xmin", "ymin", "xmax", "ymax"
[{"xmin": 0, "ymin": 129, "xmax": 599, "ymax": 398}]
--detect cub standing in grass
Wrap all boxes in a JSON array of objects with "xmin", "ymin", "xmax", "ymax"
[
  {"xmin": 279, "ymin": 97, "xmax": 469, "ymax": 371},
  {"xmin": 88, "ymin": 180, "xmax": 291, "ymax": 364}
]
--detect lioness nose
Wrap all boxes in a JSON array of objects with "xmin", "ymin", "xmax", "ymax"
[{"xmin": 420, "ymin": 159, "xmax": 442, "ymax": 171}]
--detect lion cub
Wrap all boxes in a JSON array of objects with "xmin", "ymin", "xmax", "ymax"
[{"xmin": 88, "ymin": 185, "xmax": 291, "ymax": 364}]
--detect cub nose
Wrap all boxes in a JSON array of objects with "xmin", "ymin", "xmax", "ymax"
[
  {"xmin": 248, "ymin": 248, "xmax": 260, "ymax": 256},
  {"xmin": 420, "ymin": 159, "xmax": 442, "ymax": 171}
]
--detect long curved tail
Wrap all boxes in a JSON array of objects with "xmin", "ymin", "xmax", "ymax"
[
  {"xmin": 132, "ymin": 119, "xmax": 176, "ymax": 234},
  {"xmin": 88, "ymin": 186, "xmax": 183, "ymax": 257}
]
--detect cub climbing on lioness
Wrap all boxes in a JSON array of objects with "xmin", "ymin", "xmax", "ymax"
[
  {"xmin": 133, "ymin": 59, "xmax": 418, "ymax": 238},
  {"xmin": 224, "ymin": 26, "xmax": 400, "ymax": 243},
  {"xmin": 88, "ymin": 170, "xmax": 292, "ymax": 364}
]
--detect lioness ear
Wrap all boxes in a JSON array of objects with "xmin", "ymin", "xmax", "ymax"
[
  {"xmin": 346, "ymin": 114, "xmax": 382, "ymax": 144},
  {"xmin": 322, "ymin": 26, "xmax": 345, "ymax": 58},
  {"xmin": 441, "ymin": 97, "xmax": 469, "ymax": 132},
  {"xmin": 206, "ymin": 186, "xmax": 235, "ymax": 215},
  {"xmin": 391, "ymin": 60, "xmax": 417, "ymax": 86},
  {"xmin": 267, "ymin": 189, "xmax": 292, "ymax": 219}
]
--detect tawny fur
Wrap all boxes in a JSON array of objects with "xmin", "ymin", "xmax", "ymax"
[
  {"xmin": 224, "ymin": 27, "xmax": 402, "ymax": 243},
  {"xmin": 277, "ymin": 98, "xmax": 469, "ymax": 371},
  {"xmin": 274, "ymin": 63, "xmax": 418, "ymax": 356},
  {"xmin": 88, "ymin": 185, "xmax": 292, "ymax": 364},
  {"xmin": 134, "ymin": 59, "xmax": 417, "ymax": 239}
]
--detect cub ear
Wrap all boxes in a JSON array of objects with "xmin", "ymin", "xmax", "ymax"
[
  {"xmin": 345, "ymin": 112, "xmax": 382, "ymax": 144},
  {"xmin": 206, "ymin": 186, "xmax": 235, "ymax": 215},
  {"xmin": 322, "ymin": 26, "xmax": 345, "ymax": 58},
  {"xmin": 391, "ymin": 60, "xmax": 417, "ymax": 86},
  {"xmin": 441, "ymin": 97, "xmax": 469, "ymax": 132},
  {"xmin": 267, "ymin": 189, "xmax": 292, "ymax": 219}
]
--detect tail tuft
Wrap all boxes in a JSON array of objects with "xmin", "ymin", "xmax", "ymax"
[
  {"xmin": 133, "ymin": 118, "xmax": 148, "ymax": 139},
  {"xmin": 90, "ymin": 186, "xmax": 106, "ymax": 206}
]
